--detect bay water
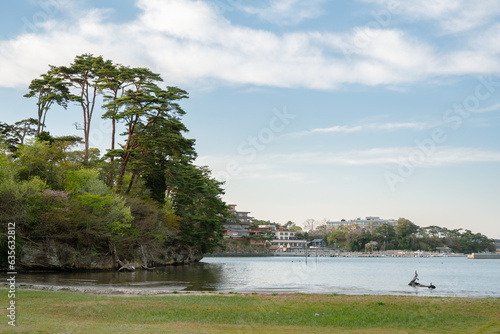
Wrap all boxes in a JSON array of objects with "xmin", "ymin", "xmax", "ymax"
[{"xmin": 9, "ymin": 256, "xmax": 500, "ymax": 297}]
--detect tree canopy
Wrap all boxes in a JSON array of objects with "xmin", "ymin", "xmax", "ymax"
[
  {"xmin": 0, "ymin": 54, "xmax": 229, "ymax": 267},
  {"xmin": 321, "ymin": 218, "xmax": 495, "ymax": 253}
]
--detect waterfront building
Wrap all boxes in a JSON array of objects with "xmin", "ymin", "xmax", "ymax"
[
  {"xmin": 223, "ymin": 204, "xmax": 252, "ymax": 240},
  {"xmin": 270, "ymin": 239, "xmax": 308, "ymax": 251},
  {"xmin": 223, "ymin": 225, "xmax": 250, "ymax": 238},
  {"xmin": 271, "ymin": 227, "xmax": 308, "ymax": 252},
  {"xmin": 258, "ymin": 224, "xmax": 277, "ymax": 231},
  {"xmin": 227, "ymin": 204, "xmax": 251, "ymax": 224},
  {"xmin": 308, "ymin": 239, "xmax": 327, "ymax": 248},
  {"xmin": 436, "ymin": 246, "xmax": 451, "ymax": 254},
  {"xmin": 326, "ymin": 216, "xmax": 397, "ymax": 232}
]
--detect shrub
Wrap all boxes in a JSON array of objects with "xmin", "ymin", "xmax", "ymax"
[{"xmin": 64, "ymin": 169, "xmax": 109, "ymax": 196}]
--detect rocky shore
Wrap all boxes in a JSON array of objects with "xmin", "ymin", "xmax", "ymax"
[{"xmin": 16, "ymin": 239, "xmax": 204, "ymax": 271}]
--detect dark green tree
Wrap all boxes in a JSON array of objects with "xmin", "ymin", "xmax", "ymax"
[
  {"xmin": 0, "ymin": 118, "xmax": 38, "ymax": 153},
  {"xmin": 396, "ymin": 218, "xmax": 419, "ymax": 250},
  {"xmin": 133, "ymin": 116, "xmax": 195, "ymax": 201},
  {"xmin": 24, "ymin": 72, "xmax": 72, "ymax": 135},
  {"xmin": 348, "ymin": 229, "xmax": 372, "ymax": 251},
  {"xmin": 111, "ymin": 81, "xmax": 187, "ymax": 194},
  {"xmin": 327, "ymin": 229, "xmax": 346, "ymax": 248},
  {"xmin": 98, "ymin": 64, "xmax": 139, "ymax": 185},
  {"xmin": 168, "ymin": 164, "xmax": 227, "ymax": 253},
  {"xmin": 55, "ymin": 54, "xmax": 108, "ymax": 163},
  {"xmin": 374, "ymin": 223, "xmax": 396, "ymax": 250}
]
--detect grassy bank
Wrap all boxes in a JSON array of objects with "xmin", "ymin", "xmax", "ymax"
[{"xmin": 0, "ymin": 289, "xmax": 499, "ymax": 333}]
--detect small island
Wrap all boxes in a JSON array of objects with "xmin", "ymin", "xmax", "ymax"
[{"xmin": 0, "ymin": 54, "xmax": 229, "ymax": 271}]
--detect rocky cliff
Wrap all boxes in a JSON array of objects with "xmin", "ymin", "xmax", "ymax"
[{"xmin": 19, "ymin": 239, "xmax": 203, "ymax": 270}]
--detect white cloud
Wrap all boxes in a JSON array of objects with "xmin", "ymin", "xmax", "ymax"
[
  {"xmin": 1, "ymin": 0, "xmax": 500, "ymax": 90},
  {"xmin": 472, "ymin": 103, "xmax": 500, "ymax": 114},
  {"xmin": 271, "ymin": 147, "xmax": 500, "ymax": 167},
  {"xmin": 241, "ymin": 0, "xmax": 326, "ymax": 26},
  {"xmin": 374, "ymin": 122, "xmax": 431, "ymax": 130},
  {"xmin": 365, "ymin": 0, "xmax": 500, "ymax": 33},
  {"xmin": 294, "ymin": 121, "xmax": 433, "ymax": 135},
  {"xmin": 198, "ymin": 147, "xmax": 500, "ymax": 184},
  {"xmin": 311, "ymin": 125, "xmax": 364, "ymax": 133}
]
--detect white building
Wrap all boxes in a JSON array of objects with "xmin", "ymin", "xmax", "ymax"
[
  {"xmin": 326, "ymin": 216, "xmax": 397, "ymax": 231},
  {"xmin": 271, "ymin": 229, "xmax": 308, "ymax": 251},
  {"xmin": 275, "ymin": 230, "xmax": 296, "ymax": 240}
]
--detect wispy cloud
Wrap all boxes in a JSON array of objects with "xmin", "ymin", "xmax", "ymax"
[
  {"xmin": 277, "ymin": 147, "xmax": 500, "ymax": 166},
  {"xmin": 471, "ymin": 103, "xmax": 500, "ymax": 113},
  {"xmin": 311, "ymin": 125, "xmax": 363, "ymax": 133},
  {"xmin": 293, "ymin": 121, "xmax": 433, "ymax": 136},
  {"xmin": 241, "ymin": 0, "xmax": 326, "ymax": 26},
  {"xmin": 198, "ymin": 147, "xmax": 500, "ymax": 184},
  {"xmin": 364, "ymin": 0, "xmax": 500, "ymax": 33}
]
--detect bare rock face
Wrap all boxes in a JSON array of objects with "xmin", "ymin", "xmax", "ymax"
[
  {"xmin": 19, "ymin": 240, "xmax": 203, "ymax": 271},
  {"xmin": 151, "ymin": 244, "xmax": 204, "ymax": 265},
  {"xmin": 20, "ymin": 240, "xmax": 115, "ymax": 270}
]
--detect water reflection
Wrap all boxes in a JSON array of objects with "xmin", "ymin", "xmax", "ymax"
[{"xmin": 7, "ymin": 262, "xmax": 225, "ymax": 291}]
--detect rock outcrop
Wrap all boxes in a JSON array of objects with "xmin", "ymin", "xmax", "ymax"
[{"xmin": 19, "ymin": 240, "xmax": 203, "ymax": 270}]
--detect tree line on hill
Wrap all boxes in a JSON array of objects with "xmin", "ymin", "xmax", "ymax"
[
  {"xmin": 252, "ymin": 218, "xmax": 495, "ymax": 253},
  {"xmin": 0, "ymin": 54, "xmax": 229, "ymax": 267},
  {"xmin": 294, "ymin": 218, "xmax": 495, "ymax": 253}
]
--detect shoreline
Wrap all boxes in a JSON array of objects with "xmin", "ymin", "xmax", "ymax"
[
  {"xmin": 0, "ymin": 251, "xmax": 478, "ymax": 273},
  {"xmin": 5, "ymin": 283, "xmax": 499, "ymax": 299}
]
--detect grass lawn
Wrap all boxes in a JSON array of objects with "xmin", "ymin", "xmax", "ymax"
[{"xmin": 0, "ymin": 288, "xmax": 499, "ymax": 333}]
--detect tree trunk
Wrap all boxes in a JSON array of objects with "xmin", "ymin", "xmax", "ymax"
[
  {"xmin": 108, "ymin": 117, "xmax": 116, "ymax": 186},
  {"xmin": 125, "ymin": 172, "xmax": 136, "ymax": 195}
]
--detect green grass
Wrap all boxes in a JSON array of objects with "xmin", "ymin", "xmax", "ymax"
[{"xmin": 0, "ymin": 288, "xmax": 499, "ymax": 333}]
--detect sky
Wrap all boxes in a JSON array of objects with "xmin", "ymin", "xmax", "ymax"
[{"xmin": 1, "ymin": 0, "xmax": 500, "ymax": 238}]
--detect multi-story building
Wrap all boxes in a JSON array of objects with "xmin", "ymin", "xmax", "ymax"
[
  {"xmin": 326, "ymin": 216, "xmax": 397, "ymax": 232},
  {"xmin": 223, "ymin": 204, "xmax": 252, "ymax": 239},
  {"xmin": 249, "ymin": 225, "xmax": 275, "ymax": 237},
  {"xmin": 270, "ymin": 227, "xmax": 308, "ymax": 252},
  {"xmin": 227, "ymin": 204, "xmax": 251, "ymax": 225}
]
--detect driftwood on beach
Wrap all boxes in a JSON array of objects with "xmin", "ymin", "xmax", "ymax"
[
  {"xmin": 408, "ymin": 271, "xmax": 436, "ymax": 289},
  {"xmin": 116, "ymin": 260, "xmax": 155, "ymax": 272}
]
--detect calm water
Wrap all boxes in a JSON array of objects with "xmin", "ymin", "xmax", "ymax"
[{"xmin": 8, "ymin": 256, "xmax": 500, "ymax": 297}]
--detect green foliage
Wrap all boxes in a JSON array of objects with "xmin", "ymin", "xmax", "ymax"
[
  {"xmin": 75, "ymin": 192, "xmax": 133, "ymax": 239},
  {"xmin": 169, "ymin": 164, "xmax": 227, "ymax": 253},
  {"xmin": 4, "ymin": 53, "xmax": 229, "ymax": 265},
  {"xmin": 135, "ymin": 115, "xmax": 196, "ymax": 202},
  {"xmin": 373, "ymin": 223, "xmax": 396, "ymax": 250},
  {"xmin": 325, "ymin": 218, "xmax": 495, "ymax": 253},
  {"xmin": 0, "ymin": 118, "xmax": 38, "ymax": 153},
  {"xmin": 0, "ymin": 150, "xmax": 48, "ymax": 224},
  {"xmin": 347, "ymin": 229, "xmax": 372, "ymax": 252},
  {"xmin": 24, "ymin": 71, "xmax": 73, "ymax": 135},
  {"xmin": 16, "ymin": 138, "xmax": 77, "ymax": 189},
  {"xmin": 0, "ymin": 176, "xmax": 47, "ymax": 222},
  {"xmin": 327, "ymin": 230, "xmax": 346, "ymax": 248},
  {"xmin": 53, "ymin": 54, "xmax": 110, "ymax": 163},
  {"xmin": 64, "ymin": 169, "xmax": 109, "ymax": 196}
]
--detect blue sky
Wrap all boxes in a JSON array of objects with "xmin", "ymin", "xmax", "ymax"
[{"xmin": 1, "ymin": 0, "xmax": 500, "ymax": 238}]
